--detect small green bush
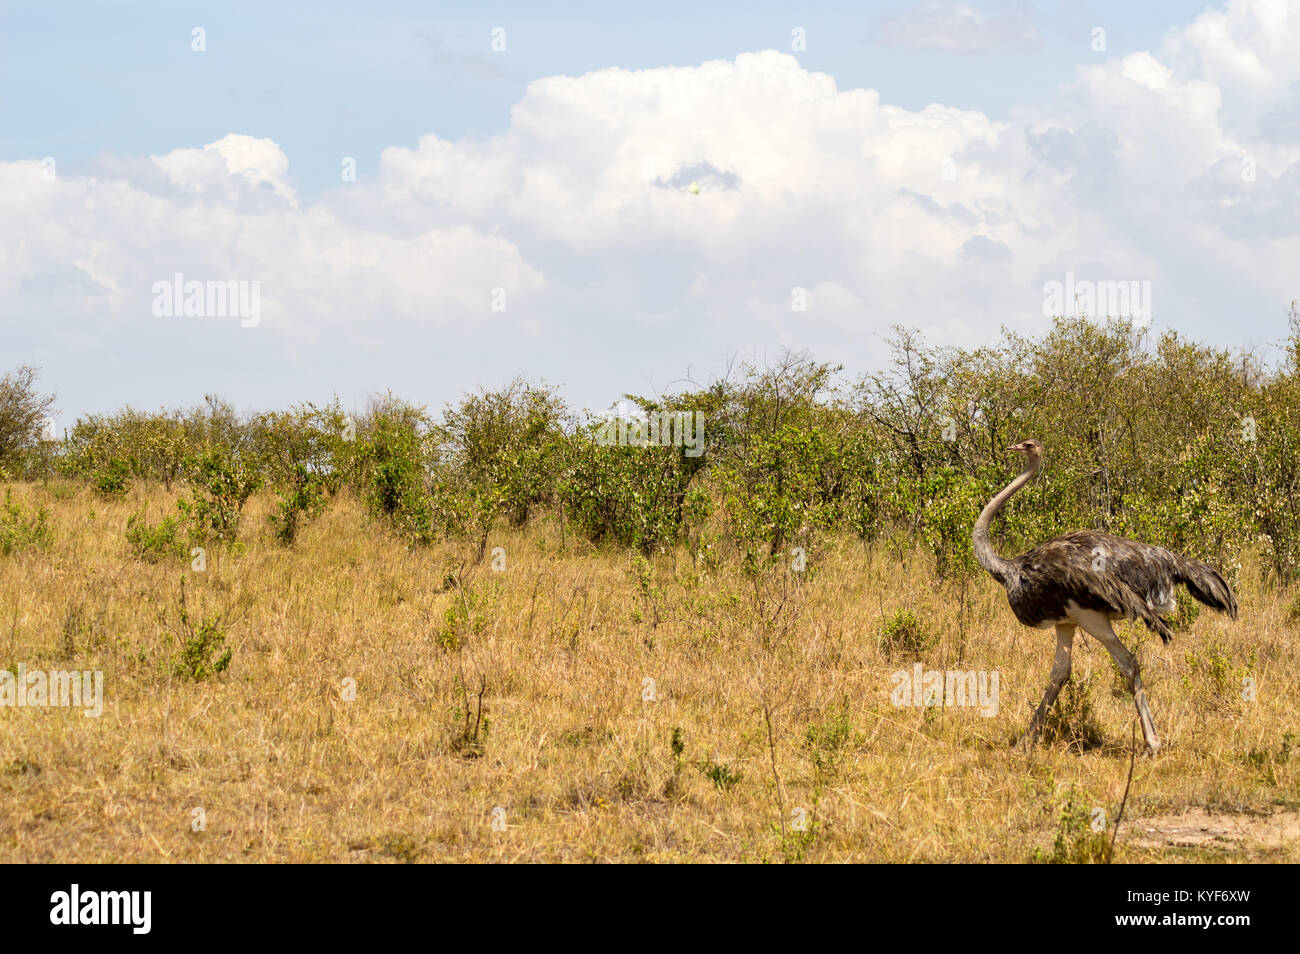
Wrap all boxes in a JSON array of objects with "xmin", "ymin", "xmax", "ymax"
[
  {"xmin": 804, "ymin": 700, "xmax": 854, "ymax": 786},
  {"xmin": 125, "ymin": 510, "xmax": 188, "ymax": 562},
  {"xmin": 269, "ymin": 468, "xmax": 327, "ymax": 546},
  {"xmin": 178, "ymin": 451, "xmax": 261, "ymax": 544},
  {"xmin": 1031, "ymin": 786, "xmax": 1110, "ymax": 864},
  {"xmin": 166, "ymin": 577, "xmax": 235, "ymax": 680},
  {"xmin": 436, "ymin": 585, "xmax": 491, "ymax": 651},
  {"xmin": 876, "ymin": 609, "xmax": 935, "ymax": 656},
  {"xmin": 0, "ymin": 490, "xmax": 52, "ymax": 556},
  {"xmin": 699, "ymin": 759, "xmax": 743, "ymax": 792},
  {"xmin": 173, "ymin": 615, "xmax": 232, "ymax": 680}
]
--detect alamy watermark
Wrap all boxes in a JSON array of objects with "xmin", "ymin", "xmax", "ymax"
[
  {"xmin": 151, "ymin": 272, "xmax": 260, "ymax": 327},
  {"xmin": 1, "ymin": 664, "xmax": 103, "ymax": 717},
  {"xmin": 890, "ymin": 663, "xmax": 999, "ymax": 717},
  {"xmin": 50, "ymin": 884, "xmax": 150, "ymax": 934},
  {"xmin": 1042, "ymin": 272, "xmax": 1151, "ymax": 325},
  {"xmin": 595, "ymin": 402, "xmax": 705, "ymax": 457}
]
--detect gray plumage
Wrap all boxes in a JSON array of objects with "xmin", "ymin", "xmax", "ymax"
[{"xmin": 1003, "ymin": 529, "xmax": 1237, "ymax": 642}]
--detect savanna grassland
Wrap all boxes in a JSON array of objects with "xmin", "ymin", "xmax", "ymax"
[
  {"xmin": 0, "ymin": 482, "xmax": 1296, "ymax": 863},
  {"xmin": 2, "ymin": 315, "xmax": 1299, "ymax": 862}
]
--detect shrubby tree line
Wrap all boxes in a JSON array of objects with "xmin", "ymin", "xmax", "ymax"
[{"xmin": 3, "ymin": 310, "xmax": 1300, "ymax": 583}]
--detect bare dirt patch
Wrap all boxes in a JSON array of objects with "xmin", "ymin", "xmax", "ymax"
[{"xmin": 1128, "ymin": 808, "xmax": 1300, "ymax": 853}]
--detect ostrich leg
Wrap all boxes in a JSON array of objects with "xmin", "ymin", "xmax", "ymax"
[
  {"xmin": 1022, "ymin": 623, "xmax": 1074, "ymax": 747},
  {"xmin": 1077, "ymin": 611, "xmax": 1161, "ymax": 754}
]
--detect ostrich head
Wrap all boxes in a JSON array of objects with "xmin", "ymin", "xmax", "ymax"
[{"xmin": 1009, "ymin": 439, "xmax": 1043, "ymax": 471}]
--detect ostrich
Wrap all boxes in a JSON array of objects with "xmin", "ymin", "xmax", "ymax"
[{"xmin": 974, "ymin": 439, "xmax": 1238, "ymax": 754}]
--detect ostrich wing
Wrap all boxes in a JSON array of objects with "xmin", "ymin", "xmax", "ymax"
[{"xmin": 1007, "ymin": 531, "xmax": 1235, "ymax": 642}]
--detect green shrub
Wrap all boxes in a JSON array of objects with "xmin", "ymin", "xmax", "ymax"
[
  {"xmin": 559, "ymin": 410, "xmax": 708, "ymax": 555},
  {"xmin": 436, "ymin": 585, "xmax": 489, "ymax": 651},
  {"xmin": 708, "ymin": 356, "xmax": 839, "ymax": 563},
  {"xmin": 438, "ymin": 378, "xmax": 566, "ymax": 532},
  {"xmin": 699, "ymin": 759, "xmax": 743, "ymax": 791},
  {"xmin": 125, "ymin": 509, "xmax": 188, "ymax": 562},
  {"xmin": 178, "ymin": 451, "xmax": 261, "ymax": 544},
  {"xmin": 167, "ymin": 577, "xmax": 234, "ymax": 680},
  {"xmin": 173, "ymin": 615, "xmax": 232, "ymax": 680},
  {"xmin": 252, "ymin": 406, "xmax": 341, "ymax": 546},
  {"xmin": 804, "ymin": 699, "xmax": 854, "ymax": 789},
  {"xmin": 0, "ymin": 366, "xmax": 56, "ymax": 473},
  {"xmin": 351, "ymin": 402, "xmax": 442, "ymax": 546},
  {"xmin": 268, "ymin": 467, "xmax": 327, "ymax": 546},
  {"xmin": 91, "ymin": 458, "xmax": 131, "ymax": 498},
  {"xmin": 1031, "ymin": 786, "xmax": 1110, "ymax": 864},
  {"xmin": 876, "ymin": 609, "xmax": 935, "ymax": 656},
  {"xmin": 0, "ymin": 490, "xmax": 52, "ymax": 556}
]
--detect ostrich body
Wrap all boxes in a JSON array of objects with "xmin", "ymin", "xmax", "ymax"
[{"xmin": 974, "ymin": 440, "xmax": 1238, "ymax": 754}]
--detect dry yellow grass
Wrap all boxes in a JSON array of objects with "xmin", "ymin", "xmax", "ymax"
[{"xmin": 1, "ymin": 481, "xmax": 1297, "ymax": 862}]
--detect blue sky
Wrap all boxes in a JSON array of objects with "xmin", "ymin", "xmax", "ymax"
[{"xmin": 3, "ymin": 1, "xmax": 1298, "ymax": 422}]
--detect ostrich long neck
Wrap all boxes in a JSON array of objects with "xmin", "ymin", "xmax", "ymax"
[{"xmin": 973, "ymin": 459, "xmax": 1039, "ymax": 583}]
